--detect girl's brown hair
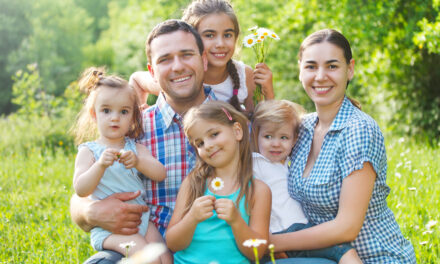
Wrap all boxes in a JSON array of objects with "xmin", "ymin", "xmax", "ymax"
[
  {"xmin": 298, "ymin": 29, "xmax": 361, "ymax": 109},
  {"xmin": 182, "ymin": 0, "xmax": 243, "ymax": 112},
  {"xmin": 251, "ymin": 100, "xmax": 305, "ymax": 153},
  {"xmin": 72, "ymin": 67, "xmax": 143, "ymax": 145},
  {"xmin": 183, "ymin": 101, "xmax": 254, "ymax": 214}
]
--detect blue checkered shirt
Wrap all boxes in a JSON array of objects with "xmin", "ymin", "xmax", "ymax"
[
  {"xmin": 288, "ymin": 97, "xmax": 416, "ymax": 263},
  {"xmin": 138, "ymin": 87, "xmax": 216, "ymax": 235}
]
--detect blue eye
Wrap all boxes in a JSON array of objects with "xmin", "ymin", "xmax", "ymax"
[
  {"xmin": 305, "ymin": 65, "xmax": 315, "ymax": 70},
  {"xmin": 204, "ymin": 33, "xmax": 214, "ymax": 38},
  {"xmin": 281, "ymin": 136, "xmax": 289, "ymax": 140},
  {"xmin": 264, "ymin": 135, "xmax": 272, "ymax": 139},
  {"xmin": 225, "ymin": 33, "xmax": 233, "ymax": 38},
  {"xmin": 121, "ymin": 109, "xmax": 129, "ymax": 115},
  {"xmin": 103, "ymin": 108, "xmax": 110, "ymax": 114}
]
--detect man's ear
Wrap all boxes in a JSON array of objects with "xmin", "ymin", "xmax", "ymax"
[
  {"xmin": 147, "ymin": 64, "xmax": 157, "ymax": 83},
  {"xmin": 233, "ymin": 122, "xmax": 243, "ymax": 141}
]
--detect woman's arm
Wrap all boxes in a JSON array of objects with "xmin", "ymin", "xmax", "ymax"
[
  {"xmin": 166, "ymin": 178, "xmax": 215, "ymax": 251},
  {"xmin": 270, "ymin": 162, "xmax": 376, "ymax": 252},
  {"xmin": 218, "ymin": 179, "xmax": 271, "ymax": 260}
]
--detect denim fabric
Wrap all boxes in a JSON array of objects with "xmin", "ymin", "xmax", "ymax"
[
  {"xmin": 278, "ymin": 223, "xmax": 352, "ymax": 262},
  {"xmin": 264, "ymin": 258, "xmax": 336, "ymax": 264},
  {"xmin": 83, "ymin": 250, "xmax": 122, "ymax": 264}
]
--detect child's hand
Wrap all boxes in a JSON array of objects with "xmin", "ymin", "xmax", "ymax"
[
  {"xmin": 189, "ymin": 195, "xmax": 215, "ymax": 223},
  {"xmin": 98, "ymin": 148, "xmax": 119, "ymax": 168},
  {"xmin": 118, "ymin": 150, "xmax": 138, "ymax": 169},
  {"xmin": 254, "ymin": 63, "xmax": 274, "ymax": 99},
  {"xmin": 214, "ymin": 198, "xmax": 239, "ymax": 224}
]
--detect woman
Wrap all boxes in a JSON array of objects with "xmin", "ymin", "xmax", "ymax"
[{"xmin": 270, "ymin": 29, "xmax": 416, "ymax": 263}]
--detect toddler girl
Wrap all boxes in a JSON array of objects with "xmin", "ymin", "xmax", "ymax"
[
  {"xmin": 72, "ymin": 67, "xmax": 166, "ymax": 257},
  {"xmin": 166, "ymin": 101, "xmax": 271, "ymax": 263}
]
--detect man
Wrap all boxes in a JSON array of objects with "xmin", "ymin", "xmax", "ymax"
[{"xmin": 70, "ymin": 19, "xmax": 216, "ymax": 263}]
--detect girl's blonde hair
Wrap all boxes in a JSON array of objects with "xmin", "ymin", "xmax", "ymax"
[
  {"xmin": 183, "ymin": 101, "xmax": 254, "ymax": 214},
  {"xmin": 182, "ymin": 0, "xmax": 243, "ymax": 112},
  {"xmin": 72, "ymin": 67, "xmax": 143, "ymax": 145},
  {"xmin": 251, "ymin": 100, "xmax": 305, "ymax": 153}
]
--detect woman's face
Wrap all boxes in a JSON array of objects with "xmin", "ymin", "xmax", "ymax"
[
  {"xmin": 299, "ymin": 42, "xmax": 354, "ymax": 109},
  {"xmin": 197, "ymin": 13, "xmax": 236, "ymax": 69}
]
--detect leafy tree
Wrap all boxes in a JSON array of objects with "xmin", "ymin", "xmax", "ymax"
[{"xmin": 0, "ymin": 0, "xmax": 31, "ymax": 114}]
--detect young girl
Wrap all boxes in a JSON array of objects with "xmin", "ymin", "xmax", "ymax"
[
  {"xmin": 72, "ymin": 67, "xmax": 167, "ymax": 258},
  {"xmin": 130, "ymin": 0, "xmax": 274, "ymax": 112},
  {"xmin": 166, "ymin": 101, "xmax": 271, "ymax": 263},
  {"xmin": 251, "ymin": 100, "xmax": 362, "ymax": 263}
]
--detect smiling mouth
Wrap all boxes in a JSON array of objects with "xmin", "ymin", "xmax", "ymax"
[
  {"xmin": 313, "ymin": 86, "xmax": 332, "ymax": 93},
  {"xmin": 212, "ymin": 52, "xmax": 227, "ymax": 58},
  {"xmin": 171, "ymin": 75, "xmax": 191, "ymax": 83},
  {"xmin": 269, "ymin": 151, "xmax": 282, "ymax": 155},
  {"xmin": 209, "ymin": 149, "xmax": 220, "ymax": 158}
]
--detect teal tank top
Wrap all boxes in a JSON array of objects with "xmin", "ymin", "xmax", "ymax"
[{"xmin": 173, "ymin": 187, "xmax": 250, "ymax": 264}]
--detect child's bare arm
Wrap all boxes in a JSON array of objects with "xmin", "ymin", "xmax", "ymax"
[
  {"xmin": 133, "ymin": 143, "xmax": 166, "ymax": 182},
  {"xmin": 73, "ymin": 147, "xmax": 119, "ymax": 197},
  {"xmin": 254, "ymin": 63, "xmax": 274, "ymax": 100},
  {"xmin": 216, "ymin": 179, "xmax": 271, "ymax": 260},
  {"xmin": 129, "ymin": 71, "xmax": 161, "ymax": 109}
]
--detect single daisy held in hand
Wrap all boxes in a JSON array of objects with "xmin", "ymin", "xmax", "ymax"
[{"xmin": 211, "ymin": 177, "xmax": 224, "ymax": 192}]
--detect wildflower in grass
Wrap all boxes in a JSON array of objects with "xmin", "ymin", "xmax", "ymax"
[
  {"xmin": 243, "ymin": 238, "xmax": 267, "ymax": 264},
  {"xmin": 118, "ymin": 242, "xmax": 167, "ymax": 264},
  {"xmin": 58, "ymin": 140, "xmax": 63, "ymax": 146},
  {"xmin": 426, "ymin": 220, "xmax": 437, "ymax": 230},
  {"xmin": 119, "ymin": 241, "xmax": 136, "ymax": 257},
  {"xmin": 211, "ymin": 177, "xmax": 224, "ymax": 192},
  {"xmin": 243, "ymin": 26, "xmax": 280, "ymax": 104},
  {"xmin": 408, "ymin": 187, "xmax": 416, "ymax": 191}
]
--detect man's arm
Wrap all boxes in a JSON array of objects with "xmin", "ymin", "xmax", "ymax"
[{"xmin": 70, "ymin": 191, "xmax": 149, "ymax": 235}]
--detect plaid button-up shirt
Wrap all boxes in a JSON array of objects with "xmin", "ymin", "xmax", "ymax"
[{"xmin": 138, "ymin": 87, "xmax": 216, "ymax": 235}]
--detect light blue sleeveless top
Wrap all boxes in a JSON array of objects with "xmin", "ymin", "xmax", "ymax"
[
  {"xmin": 79, "ymin": 138, "xmax": 149, "ymax": 251},
  {"xmin": 173, "ymin": 187, "xmax": 250, "ymax": 264}
]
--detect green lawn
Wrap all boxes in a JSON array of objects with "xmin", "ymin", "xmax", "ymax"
[{"xmin": 0, "ymin": 136, "xmax": 438, "ymax": 263}]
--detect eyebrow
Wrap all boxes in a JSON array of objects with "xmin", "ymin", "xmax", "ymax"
[
  {"xmin": 305, "ymin": 59, "xmax": 340, "ymax": 64},
  {"xmin": 156, "ymin": 49, "xmax": 196, "ymax": 61},
  {"xmin": 202, "ymin": 28, "xmax": 235, "ymax": 34}
]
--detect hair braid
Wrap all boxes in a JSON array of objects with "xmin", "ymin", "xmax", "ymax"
[{"xmin": 226, "ymin": 60, "xmax": 242, "ymax": 112}]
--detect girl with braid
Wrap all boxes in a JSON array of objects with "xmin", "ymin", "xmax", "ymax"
[{"xmin": 130, "ymin": 0, "xmax": 274, "ymax": 113}]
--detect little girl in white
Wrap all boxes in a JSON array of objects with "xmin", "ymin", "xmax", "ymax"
[
  {"xmin": 166, "ymin": 101, "xmax": 271, "ymax": 264},
  {"xmin": 72, "ymin": 67, "xmax": 166, "ymax": 257},
  {"xmin": 251, "ymin": 100, "xmax": 362, "ymax": 263}
]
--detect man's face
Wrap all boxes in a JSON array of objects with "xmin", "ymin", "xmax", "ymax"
[{"xmin": 148, "ymin": 30, "xmax": 208, "ymax": 106}]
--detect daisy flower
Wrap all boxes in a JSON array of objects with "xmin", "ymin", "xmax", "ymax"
[
  {"xmin": 243, "ymin": 238, "xmax": 267, "ymax": 248},
  {"xmin": 118, "ymin": 243, "xmax": 167, "ymax": 264},
  {"xmin": 243, "ymin": 35, "xmax": 257, "ymax": 47},
  {"xmin": 211, "ymin": 177, "xmax": 224, "ymax": 191},
  {"xmin": 119, "ymin": 241, "xmax": 136, "ymax": 249}
]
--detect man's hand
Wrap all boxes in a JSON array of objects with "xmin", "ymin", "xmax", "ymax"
[{"xmin": 82, "ymin": 191, "xmax": 149, "ymax": 235}]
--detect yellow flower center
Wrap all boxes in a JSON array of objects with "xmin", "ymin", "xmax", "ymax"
[
  {"xmin": 247, "ymin": 39, "xmax": 254, "ymax": 44},
  {"xmin": 263, "ymin": 32, "xmax": 268, "ymax": 36},
  {"xmin": 271, "ymin": 34, "xmax": 277, "ymax": 38},
  {"xmin": 215, "ymin": 181, "xmax": 221, "ymax": 187}
]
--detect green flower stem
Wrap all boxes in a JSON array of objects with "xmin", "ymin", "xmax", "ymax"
[{"xmin": 269, "ymin": 245, "xmax": 276, "ymax": 264}]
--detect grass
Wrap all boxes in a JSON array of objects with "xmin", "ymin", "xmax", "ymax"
[{"xmin": 0, "ymin": 135, "xmax": 438, "ymax": 263}]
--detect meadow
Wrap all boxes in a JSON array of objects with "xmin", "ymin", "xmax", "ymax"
[{"xmin": 0, "ymin": 118, "xmax": 438, "ymax": 263}]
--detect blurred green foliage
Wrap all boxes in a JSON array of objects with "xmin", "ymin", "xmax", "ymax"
[{"xmin": 0, "ymin": 0, "xmax": 439, "ymax": 142}]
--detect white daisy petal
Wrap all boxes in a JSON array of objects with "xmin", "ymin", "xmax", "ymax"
[{"xmin": 243, "ymin": 34, "xmax": 257, "ymax": 47}]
